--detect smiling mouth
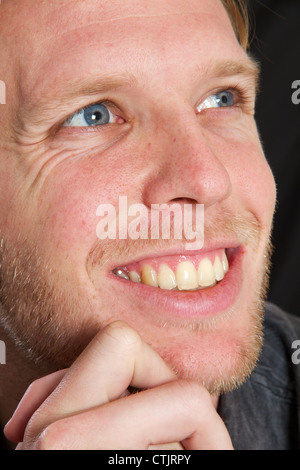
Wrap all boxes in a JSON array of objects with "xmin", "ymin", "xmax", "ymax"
[{"xmin": 112, "ymin": 248, "xmax": 231, "ymax": 292}]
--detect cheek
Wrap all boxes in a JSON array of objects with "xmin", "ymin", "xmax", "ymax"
[
  {"xmin": 35, "ymin": 160, "xmax": 130, "ymax": 258},
  {"xmin": 225, "ymin": 132, "xmax": 276, "ymax": 230},
  {"xmin": 239, "ymin": 148, "xmax": 276, "ymax": 227}
]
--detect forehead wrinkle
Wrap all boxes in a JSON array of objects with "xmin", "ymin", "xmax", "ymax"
[
  {"xmin": 11, "ymin": 0, "xmax": 232, "ymax": 83},
  {"xmin": 6, "ymin": 1, "xmax": 220, "ymax": 56}
]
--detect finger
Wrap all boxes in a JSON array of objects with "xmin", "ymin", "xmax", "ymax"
[
  {"xmin": 4, "ymin": 369, "xmax": 66, "ymax": 443},
  {"xmin": 10, "ymin": 321, "xmax": 177, "ymax": 441},
  {"xmin": 31, "ymin": 380, "xmax": 233, "ymax": 450},
  {"xmin": 45, "ymin": 321, "xmax": 177, "ymax": 411}
]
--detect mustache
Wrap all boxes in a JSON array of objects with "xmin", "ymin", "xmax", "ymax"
[
  {"xmin": 88, "ymin": 208, "xmax": 263, "ymax": 268},
  {"xmin": 205, "ymin": 209, "xmax": 260, "ymax": 243}
]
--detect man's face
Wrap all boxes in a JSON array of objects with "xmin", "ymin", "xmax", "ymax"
[{"xmin": 0, "ymin": 0, "xmax": 276, "ymax": 393}]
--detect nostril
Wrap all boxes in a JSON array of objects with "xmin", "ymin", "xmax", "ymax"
[{"xmin": 170, "ymin": 197, "xmax": 198, "ymax": 205}]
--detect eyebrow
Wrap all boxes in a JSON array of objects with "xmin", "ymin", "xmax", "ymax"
[
  {"xmin": 209, "ymin": 57, "xmax": 261, "ymax": 90},
  {"xmin": 51, "ymin": 74, "xmax": 138, "ymax": 105},
  {"xmin": 19, "ymin": 57, "xmax": 260, "ymax": 128}
]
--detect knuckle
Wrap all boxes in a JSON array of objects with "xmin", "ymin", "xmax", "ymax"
[
  {"xmin": 103, "ymin": 321, "xmax": 142, "ymax": 353},
  {"xmin": 34, "ymin": 420, "xmax": 68, "ymax": 450},
  {"xmin": 22, "ymin": 410, "xmax": 44, "ymax": 444},
  {"xmin": 23, "ymin": 376, "xmax": 45, "ymax": 400},
  {"xmin": 174, "ymin": 379, "xmax": 213, "ymax": 419}
]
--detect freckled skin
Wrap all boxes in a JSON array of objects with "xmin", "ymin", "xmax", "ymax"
[{"xmin": 0, "ymin": 0, "xmax": 276, "ymax": 428}]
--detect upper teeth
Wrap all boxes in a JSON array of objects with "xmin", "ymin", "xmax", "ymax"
[{"xmin": 113, "ymin": 251, "xmax": 229, "ymax": 291}]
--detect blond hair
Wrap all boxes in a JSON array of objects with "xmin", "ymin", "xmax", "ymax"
[{"xmin": 221, "ymin": 0, "xmax": 249, "ymax": 50}]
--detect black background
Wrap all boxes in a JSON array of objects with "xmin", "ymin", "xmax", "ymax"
[{"xmin": 249, "ymin": 0, "xmax": 300, "ymax": 316}]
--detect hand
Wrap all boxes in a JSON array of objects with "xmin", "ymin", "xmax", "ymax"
[{"xmin": 4, "ymin": 321, "xmax": 233, "ymax": 450}]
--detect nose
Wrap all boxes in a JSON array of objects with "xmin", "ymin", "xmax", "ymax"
[{"xmin": 142, "ymin": 107, "xmax": 232, "ymax": 210}]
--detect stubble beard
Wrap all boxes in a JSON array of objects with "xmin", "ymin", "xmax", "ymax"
[{"xmin": 0, "ymin": 222, "xmax": 273, "ymax": 395}]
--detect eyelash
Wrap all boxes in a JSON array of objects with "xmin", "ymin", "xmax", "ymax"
[
  {"xmin": 62, "ymin": 100, "xmax": 124, "ymax": 128},
  {"xmin": 226, "ymin": 84, "xmax": 253, "ymax": 109}
]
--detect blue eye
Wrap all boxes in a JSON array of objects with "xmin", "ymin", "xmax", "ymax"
[
  {"xmin": 197, "ymin": 91, "xmax": 234, "ymax": 113},
  {"xmin": 63, "ymin": 103, "xmax": 117, "ymax": 127}
]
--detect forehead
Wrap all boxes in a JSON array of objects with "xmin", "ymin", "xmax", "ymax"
[
  {"xmin": 0, "ymin": 0, "xmax": 245, "ymax": 104},
  {"xmin": 2, "ymin": 0, "xmax": 232, "ymax": 34}
]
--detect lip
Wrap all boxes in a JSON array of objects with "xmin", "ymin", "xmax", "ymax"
[
  {"xmin": 107, "ymin": 244, "xmax": 245, "ymax": 320},
  {"xmin": 106, "ymin": 239, "xmax": 242, "ymax": 272}
]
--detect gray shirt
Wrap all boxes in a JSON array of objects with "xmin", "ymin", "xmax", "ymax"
[{"xmin": 218, "ymin": 302, "xmax": 300, "ymax": 450}]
